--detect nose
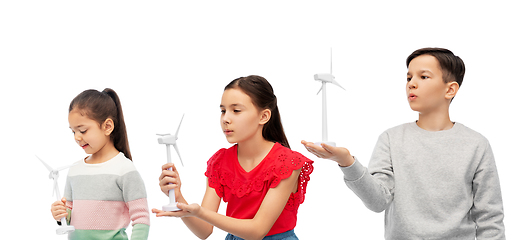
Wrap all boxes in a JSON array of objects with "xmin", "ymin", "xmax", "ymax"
[
  {"xmin": 407, "ymin": 79, "xmax": 417, "ymax": 89},
  {"xmin": 221, "ymin": 113, "xmax": 231, "ymax": 125},
  {"xmin": 74, "ymin": 132, "xmax": 82, "ymax": 143}
]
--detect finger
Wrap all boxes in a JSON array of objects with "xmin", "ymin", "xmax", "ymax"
[
  {"xmin": 151, "ymin": 208, "xmax": 163, "ymax": 214},
  {"xmin": 152, "ymin": 208, "xmax": 186, "ymax": 217},
  {"xmin": 159, "ymin": 169, "xmax": 177, "ymax": 182},
  {"xmin": 160, "ymin": 176, "xmax": 178, "ymax": 186},
  {"xmin": 53, "ymin": 214, "xmax": 68, "ymax": 221},
  {"xmin": 161, "ymin": 163, "xmax": 175, "ymax": 171},
  {"xmin": 321, "ymin": 143, "xmax": 335, "ymax": 154},
  {"xmin": 52, "ymin": 209, "xmax": 68, "ymax": 220},
  {"xmin": 51, "ymin": 205, "xmax": 67, "ymax": 212},
  {"xmin": 52, "ymin": 209, "xmax": 67, "ymax": 215},
  {"xmin": 305, "ymin": 145, "xmax": 328, "ymax": 156},
  {"xmin": 160, "ymin": 181, "xmax": 178, "ymax": 192},
  {"xmin": 54, "ymin": 212, "xmax": 68, "ymax": 219},
  {"xmin": 52, "ymin": 201, "xmax": 65, "ymax": 207}
]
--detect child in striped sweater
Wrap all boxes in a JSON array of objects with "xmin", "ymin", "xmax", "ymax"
[{"xmin": 50, "ymin": 88, "xmax": 150, "ymax": 239}]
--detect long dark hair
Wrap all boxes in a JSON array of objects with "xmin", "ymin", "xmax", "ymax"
[
  {"xmin": 69, "ymin": 88, "xmax": 132, "ymax": 160},
  {"xmin": 225, "ymin": 75, "xmax": 290, "ymax": 149}
]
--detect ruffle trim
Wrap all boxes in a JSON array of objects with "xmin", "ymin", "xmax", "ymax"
[{"xmin": 205, "ymin": 146, "xmax": 314, "ymax": 210}]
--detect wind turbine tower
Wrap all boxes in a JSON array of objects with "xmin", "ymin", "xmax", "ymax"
[
  {"xmin": 156, "ymin": 114, "xmax": 185, "ymax": 212},
  {"xmin": 314, "ymin": 48, "xmax": 345, "ymax": 146}
]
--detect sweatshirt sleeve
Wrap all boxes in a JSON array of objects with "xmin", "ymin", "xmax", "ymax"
[
  {"xmin": 339, "ymin": 131, "xmax": 394, "ymax": 213},
  {"xmin": 472, "ymin": 142, "xmax": 505, "ymax": 239},
  {"xmin": 63, "ymin": 176, "xmax": 73, "ymax": 225},
  {"xmin": 120, "ymin": 170, "xmax": 150, "ymax": 240}
]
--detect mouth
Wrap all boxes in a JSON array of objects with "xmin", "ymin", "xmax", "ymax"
[
  {"xmin": 224, "ymin": 129, "xmax": 233, "ymax": 135},
  {"xmin": 408, "ymin": 93, "xmax": 417, "ymax": 101},
  {"xmin": 80, "ymin": 143, "xmax": 89, "ymax": 149}
]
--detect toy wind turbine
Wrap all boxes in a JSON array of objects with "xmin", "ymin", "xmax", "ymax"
[
  {"xmin": 314, "ymin": 48, "xmax": 345, "ymax": 147},
  {"xmin": 36, "ymin": 155, "xmax": 76, "ymax": 235},
  {"xmin": 156, "ymin": 114, "xmax": 185, "ymax": 212}
]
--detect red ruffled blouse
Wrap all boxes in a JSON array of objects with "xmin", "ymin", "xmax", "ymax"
[{"xmin": 205, "ymin": 142, "xmax": 314, "ymax": 236}]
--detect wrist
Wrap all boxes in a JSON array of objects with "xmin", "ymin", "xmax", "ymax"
[
  {"xmin": 337, "ymin": 156, "xmax": 355, "ymax": 167},
  {"xmin": 192, "ymin": 204, "xmax": 204, "ymax": 219}
]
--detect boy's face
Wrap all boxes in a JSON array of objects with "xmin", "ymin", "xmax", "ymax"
[{"xmin": 406, "ymin": 55, "xmax": 453, "ymax": 114}]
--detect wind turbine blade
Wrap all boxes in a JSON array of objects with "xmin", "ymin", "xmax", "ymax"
[
  {"xmin": 331, "ymin": 79, "xmax": 346, "ymax": 90},
  {"xmin": 175, "ymin": 114, "xmax": 185, "ymax": 138},
  {"xmin": 173, "ymin": 144, "xmax": 184, "ymax": 167},
  {"xmin": 316, "ymin": 86, "xmax": 323, "ymax": 95},
  {"xmin": 36, "ymin": 155, "xmax": 54, "ymax": 172},
  {"xmin": 330, "ymin": 47, "xmax": 333, "ymax": 75},
  {"xmin": 55, "ymin": 162, "xmax": 78, "ymax": 172}
]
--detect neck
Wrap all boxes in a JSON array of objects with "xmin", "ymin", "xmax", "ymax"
[
  {"xmin": 237, "ymin": 135, "xmax": 275, "ymax": 171},
  {"xmin": 416, "ymin": 109, "xmax": 454, "ymax": 131},
  {"xmin": 86, "ymin": 141, "xmax": 120, "ymax": 164}
]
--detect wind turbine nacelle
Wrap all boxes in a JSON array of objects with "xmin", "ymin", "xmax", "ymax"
[
  {"xmin": 314, "ymin": 73, "xmax": 335, "ymax": 82},
  {"xmin": 157, "ymin": 134, "xmax": 177, "ymax": 145}
]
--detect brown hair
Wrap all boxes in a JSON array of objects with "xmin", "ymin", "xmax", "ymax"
[
  {"xmin": 69, "ymin": 88, "xmax": 132, "ymax": 160},
  {"xmin": 406, "ymin": 47, "xmax": 465, "ymax": 87},
  {"xmin": 225, "ymin": 75, "xmax": 290, "ymax": 149}
]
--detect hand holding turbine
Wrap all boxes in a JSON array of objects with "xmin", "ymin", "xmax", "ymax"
[
  {"xmin": 156, "ymin": 114, "xmax": 185, "ymax": 211},
  {"xmin": 36, "ymin": 155, "xmax": 76, "ymax": 235},
  {"xmin": 314, "ymin": 48, "xmax": 345, "ymax": 146}
]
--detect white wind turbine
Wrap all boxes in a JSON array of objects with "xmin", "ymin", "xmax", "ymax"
[
  {"xmin": 314, "ymin": 48, "xmax": 345, "ymax": 147},
  {"xmin": 156, "ymin": 114, "xmax": 185, "ymax": 212},
  {"xmin": 36, "ymin": 155, "xmax": 77, "ymax": 235}
]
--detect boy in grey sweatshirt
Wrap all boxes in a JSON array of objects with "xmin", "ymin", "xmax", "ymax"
[{"xmin": 302, "ymin": 48, "xmax": 505, "ymax": 239}]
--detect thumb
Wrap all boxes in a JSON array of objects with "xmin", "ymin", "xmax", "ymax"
[
  {"xmin": 321, "ymin": 143, "xmax": 335, "ymax": 153},
  {"xmin": 61, "ymin": 197, "xmax": 67, "ymax": 204},
  {"xmin": 176, "ymin": 202, "xmax": 187, "ymax": 210}
]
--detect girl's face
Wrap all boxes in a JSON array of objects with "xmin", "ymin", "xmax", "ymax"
[
  {"xmin": 68, "ymin": 109, "xmax": 113, "ymax": 156},
  {"xmin": 220, "ymin": 88, "xmax": 268, "ymax": 144}
]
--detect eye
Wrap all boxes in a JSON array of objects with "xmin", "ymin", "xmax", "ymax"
[
  {"xmin": 406, "ymin": 77, "xmax": 412, "ymax": 82},
  {"xmin": 221, "ymin": 109, "xmax": 226, "ymax": 114},
  {"xmin": 421, "ymin": 76, "xmax": 429, "ymax": 80},
  {"xmin": 80, "ymin": 130, "xmax": 87, "ymax": 134},
  {"xmin": 233, "ymin": 109, "xmax": 241, "ymax": 113}
]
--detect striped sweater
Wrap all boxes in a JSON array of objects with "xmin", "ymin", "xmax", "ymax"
[{"xmin": 63, "ymin": 153, "xmax": 150, "ymax": 240}]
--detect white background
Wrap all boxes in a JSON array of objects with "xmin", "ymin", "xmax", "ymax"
[{"xmin": 1, "ymin": 1, "xmax": 511, "ymax": 239}]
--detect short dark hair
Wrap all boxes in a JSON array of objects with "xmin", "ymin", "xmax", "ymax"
[
  {"xmin": 224, "ymin": 75, "xmax": 290, "ymax": 149},
  {"xmin": 406, "ymin": 48, "xmax": 465, "ymax": 88}
]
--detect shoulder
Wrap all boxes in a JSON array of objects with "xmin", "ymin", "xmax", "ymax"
[
  {"xmin": 68, "ymin": 153, "xmax": 137, "ymax": 177},
  {"xmin": 383, "ymin": 122, "xmax": 414, "ymax": 134},
  {"xmin": 372, "ymin": 122, "xmax": 413, "ymax": 143},
  {"xmin": 453, "ymin": 123, "xmax": 491, "ymax": 151},
  {"xmin": 207, "ymin": 145, "xmax": 236, "ymax": 166},
  {"xmin": 267, "ymin": 143, "xmax": 314, "ymax": 187},
  {"xmin": 454, "ymin": 123, "xmax": 488, "ymax": 141},
  {"xmin": 271, "ymin": 144, "xmax": 312, "ymax": 165},
  {"xmin": 111, "ymin": 152, "xmax": 138, "ymax": 174}
]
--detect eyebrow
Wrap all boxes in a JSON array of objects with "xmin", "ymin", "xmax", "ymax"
[
  {"xmin": 220, "ymin": 103, "xmax": 245, "ymax": 108},
  {"xmin": 407, "ymin": 70, "xmax": 433, "ymax": 75}
]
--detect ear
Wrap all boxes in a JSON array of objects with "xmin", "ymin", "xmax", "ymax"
[
  {"xmin": 445, "ymin": 81, "xmax": 459, "ymax": 100},
  {"xmin": 102, "ymin": 118, "xmax": 115, "ymax": 136},
  {"xmin": 259, "ymin": 109, "xmax": 272, "ymax": 125}
]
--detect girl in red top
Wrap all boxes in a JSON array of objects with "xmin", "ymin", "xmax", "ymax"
[{"xmin": 152, "ymin": 75, "xmax": 313, "ymax": 240}]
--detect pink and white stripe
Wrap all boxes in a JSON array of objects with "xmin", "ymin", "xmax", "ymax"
[{"xmin": 70, "ymin": 199, "xmax": 148, "ymax": 230}]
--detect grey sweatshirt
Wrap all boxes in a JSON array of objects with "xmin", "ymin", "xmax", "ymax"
[{"xmin": 341, "ymin": 122, "xmax": 505, "ymax": 239}]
